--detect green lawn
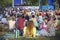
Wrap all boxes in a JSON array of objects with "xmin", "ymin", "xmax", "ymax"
[{"xmin": 0, "ymin": 29, "xmax": 60, "ymax": 40}]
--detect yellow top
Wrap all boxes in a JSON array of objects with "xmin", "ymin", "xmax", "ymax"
[
  {"xmin": 23, "ymin": 27, "xmax": 36, "ymax": 37},
  {"xmin": 31, "ymin": 18, "xmax": 36, "ymax": 22},
  {"xmin": 22, "ymin": 10, "xmax": 24, "ymax": 14},
  {"xmin": 26, "ymin": 12, "xmax": 31, "ymax": 16}
]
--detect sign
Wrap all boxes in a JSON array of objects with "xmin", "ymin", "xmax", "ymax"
[
  {"xmin": 15, "ymin": 6, "xmax": 39, "ymax": 10},
  {"xmin": 42, "ymin": 5, "xmax": 54, "ymax": 10}
]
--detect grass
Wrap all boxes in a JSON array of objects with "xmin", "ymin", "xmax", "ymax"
[{"xmin": 0, "ymin": 29, "xmax": 60, "ymax": 40}]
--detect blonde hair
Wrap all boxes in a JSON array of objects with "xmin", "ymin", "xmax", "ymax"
[
  {"xmin": 27, "ymin": 21, "xmax": 34, "ymax": 31},
  {"xmin": 26, "ymin": 21, "xmax": 34, "ymax": 36}
]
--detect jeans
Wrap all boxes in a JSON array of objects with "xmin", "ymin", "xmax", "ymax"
[{"xmin": 20, "ymin": 29, "xmax": 23, "ymax": 36}]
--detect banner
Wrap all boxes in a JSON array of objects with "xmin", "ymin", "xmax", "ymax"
[
  {"xmin": 14, "ymin": 0, "xmax": 24, "ymax": 6},
  {"xmin": 42, "ymin": 5, "xmax": 54, "ymax": 10},
  {"xmin": 15, "ymin": 6, "xmax": 39, "ymax": 10}
]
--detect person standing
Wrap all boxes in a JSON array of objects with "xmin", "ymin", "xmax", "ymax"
[{"xmin": 17, "ymin": 15, "xmax": 25, "ymax": 36}]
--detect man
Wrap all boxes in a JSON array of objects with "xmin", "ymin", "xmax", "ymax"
[{"xmin": 17, "ymin": 15, "xmax": 25, "ymax": 36}]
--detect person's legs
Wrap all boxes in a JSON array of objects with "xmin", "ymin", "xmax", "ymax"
[{"xmin": 20, "ymin": 29, "xmax": 23, "ymax": 36}]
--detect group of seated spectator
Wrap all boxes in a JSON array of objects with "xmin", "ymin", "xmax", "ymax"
[{"xmin": 0, "ymin": 7, "xmax": 60, "ymax": 37}]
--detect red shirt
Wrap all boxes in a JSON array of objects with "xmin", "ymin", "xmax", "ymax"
[
  {"xmin": 17, "ymin": 17, "xmax": 24, "ymax": 30},
  {"xmin": 42, "ymin": 12, "xmax": 45, "ymax": 17}
]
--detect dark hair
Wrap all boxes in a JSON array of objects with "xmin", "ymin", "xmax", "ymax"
[
  {"xmin": 32, "ymin": 15, "xmax": 35, "ymax": 18},
  {"xmin": 53, "ymin": 18, "xmax": 56, "ymax": 21},
  {"xmin": 44, "ymin": 17, "xmax": 50, "ymax": 21},
  {"xmin": 46, "ymin": 13, "xmax": 50, "ymax": 18},
  {"xmin": 39, "ymin": 13, "xmax": 41, "ymax": 15}
]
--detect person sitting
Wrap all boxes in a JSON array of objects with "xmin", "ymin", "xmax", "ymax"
[
  {"xmin": 8, "ymin": 16, "xmax": 16, "ymax": 31},
  {"xmin": 23, "ymin": 21, "xmax": 36, "ymax": 37},
  {"xmin": 31, "ymin": 15, "xmax": 38, "ymax": 29},
  {"xmin": 1, "ymin": 16, "xmax": 7, "ymax": 24}
]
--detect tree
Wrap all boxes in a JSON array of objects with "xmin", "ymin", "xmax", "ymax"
[
  {"xmin": 42, "ymin": 0, "xmax": 47, "ymax": 5},
  {"xmin": 24, "ymin": 0, "xmax": 39, "ymax": 6},
  {"xmin": 0, "ymin": 0, "xmax": 12, "ymax": 7},
  {"xmin": 58, "ymin": 0, "xmax": 60, "ymax": 8},
  {"xmin": 30, "ymin": 0, "xmax": 38, "ymax": 6}
]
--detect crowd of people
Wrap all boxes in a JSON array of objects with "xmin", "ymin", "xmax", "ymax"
[{"xmin": 0, "ymin": 7, "xmax": 60, "ymax": 37}]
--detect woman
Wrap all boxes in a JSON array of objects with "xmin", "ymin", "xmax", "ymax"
[
  {"xmin": 47, "ymin": 18, "xmax": 56, "ymax": 36},
  {"xmin": 23, "ymin": 21, "xmax": 36, "ymax": 37},
  {"xmin": 38, "ymin": 18, "xmax": 49, "ymax": 36},
  {"xmin": 8, "ymin": 16, "xmax": 16, "ymax": 30}
]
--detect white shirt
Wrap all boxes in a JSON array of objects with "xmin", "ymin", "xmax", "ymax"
[
  {"xmin": 8, "ymin": 20, "xmax": 16, "ymax": 30},
  {"xmin": 38, "ymin": 16, "xmax": 43, "ymax": 23},
  {"xmin": 1, "ymin": 18, "xmax": 7, "ymax": 23}
]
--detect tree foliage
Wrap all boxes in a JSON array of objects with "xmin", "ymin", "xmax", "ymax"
[
  {"xmin": 0, "ymin": 0, "xmax": 48, "ymax": 7},
  {"xmin": 0, "ymin": 0, "xmax": 12, "ymax": 7},
  {"xmin": 24, "ymin": 0, "xmax": 39, "ymax": 6},
  {"xmin": 24, "ymin": 0, "xmax": 48, "ymax": 6},
  {"xmin": 42, "ymin": 0, "xmax": 47, "ymax": 5}
]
